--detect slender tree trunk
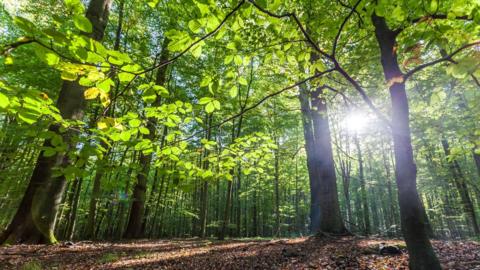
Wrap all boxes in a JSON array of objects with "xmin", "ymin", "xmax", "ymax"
[
  {"xmin": 372, "ymin": 14, "xmax": 440, "ymax": 270},
  {"xmin": 64, "ymin": 177, "xmax": 82, "ymax": 240},
  {"xmin": 0, "ymin": 0, "xmax": 112, "ymax": 245},
  {"xmin": 354, "ymin": 134, "xmax": 370, "ymax": 235},
  {"xmin": 124, "ymin": 38, "xmax": 170, "ymax": 238},
  {"xmin": 274, "ymin": 137, "xmax": 280, "ymax": 236},
  {"xmin": 441, "ymin": 138, "xmax": 480, "ymax": 235},
  {"xmin": 219, "ymin": 121, "xmax": 237, "ymax": 240},
  {"xmin": 198, "ymin": 114, "xmax": 213, "ymax": 238}
]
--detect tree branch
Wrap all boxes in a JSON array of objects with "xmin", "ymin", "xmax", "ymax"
[
  {"xmin": 138, "ymin": 0, "xmax": 246, "ymax": 76},
  {"xmin": 247, "ymin": 0, "xmax": 333, "ymax": 61},
  {"xmin": 404, "ymin": 41, "xmax": 480, "ymax": 80},
  {"xmin": 334, "ymin": 63, "xmax": 391, "ymax": 127},
  {"xmin": 410, "ymin": 14, "xmax": 471, "ymax": 24},
  {"xmin": 332, "ymin": 0, "xmax": 363, "ymax": 58},
  {"xmin": 1, "ymin": 38, "xmax": 34, "ymax": 55},
  {"xmin": 169, "ymin": 68, "xmax": 336, "ymax": 147}
]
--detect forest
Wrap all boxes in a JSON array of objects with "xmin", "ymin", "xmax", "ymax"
[{"xmin": 0, "ymin": 0, "xmax": 479, "ymax": 269}]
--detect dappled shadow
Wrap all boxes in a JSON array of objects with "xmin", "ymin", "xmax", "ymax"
[{"xmin": 1, "ymin": 237, "xmax": 479, "ymax": 269}]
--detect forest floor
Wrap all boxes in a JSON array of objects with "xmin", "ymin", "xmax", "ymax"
[{"xmin": 0, "ymin": 236, "xmax": 479, "ymax": 270}]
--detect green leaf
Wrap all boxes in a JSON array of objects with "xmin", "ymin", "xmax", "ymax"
[
  {"xmin": 43, "ymin": 148, "xmax": 57, "ymax": 157},
  {"xmin": 239, "ymin": 77, "xmax": 248, "ymax": 86},
  {"xmin": 213, "ymin": 100, "xmax": 220, "ymax": 110},
  {"xmin": 118, "ymin": 72, "xmax": 135, "ymax": 82},
  {"xmin": 61, "ymin": 71, "xmax": 77, "ymax": 81},
  {"xmin": 4, "ymin": 56, "xmax": 13, "ymax": 65},
  {"xmin": 147, "ymin": 0, "xmax": 159, "ymax": 8},
  {"xmin": 34, "ymin": 45, "xmax": 60, "ymax": 66},
  {"xmin": 224, "ymin": 55, "xmax": 234, "ymax": 64},
  {"xmin": 73, "ymin": 15, "xmax": 92, "ymax": 33},
  {"xmin": 191, "ymin": 44, "xmax": 202, "ymax": 58},
  {"xmin": 13, "ymin": 16, "xmax": 35, "ymax": 33},
  {"xmin": 229, "ymin": 85, "xmax": 238, "ymax": 98},
  {"xmin": 199, "ymin": 97, "xmax": 212, "ymax": 104},
  {"xmin": 195, "ymin": 1, "xmax": 210, "ymax": 16},
  {"xmin": 234, "ymin": 55, "xmax": 243, "ymax": 65},
  {"xmin": 64, "ymin": 0, "xmax": 85, "ymax": 14},
  {"xmin": 429, "ymin": 0, "xmax": 438, "ymax": 12},
  {"xmin": 84, "ymin": 87, "xmax": 100, "ymax": 99},
  {"xmin": 139, "ymin": 127, "xmax": 150, "ymax": 135},
  {"xmin": 188, "ymin": 20, "xmax": 202, "ymax": 33},
  {"xmin": 119, "ymin": 131, "xmax": 131, "ymax": 141},
  {"xmin": 0, "ymin": 92, "xmax": 9, "ymax": 108},
  {"xmin": 205, "ymin": 102, "xmax": 215, "ymax": 113},
  {"xmin": 391, "ymin": 6, "xmax": 405, "ymax": 22},
  {"xmin": 129, "ymin": 119, "xmax": 141, "ymax": 128}
]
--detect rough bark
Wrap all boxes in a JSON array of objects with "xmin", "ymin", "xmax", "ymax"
[
  {"xmin": 309, "ymin": 85, "xmax": 347, "ymax": 234},
  {"xmin": 298, "ymin": 86, "xmax": 321, "ymax": 233}
]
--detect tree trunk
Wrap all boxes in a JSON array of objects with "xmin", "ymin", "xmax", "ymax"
[
  {"xmin": 198, "ymin": 114, "xmax": 213, "ymax": 238},
  {"xmin": 0, "ymin": 0, "xmax": 112, "ymax": 245},
  {"xmin": 298, "ymin": 86, "xmax": 321, "ymax": 233},
  {"xmin": 309, "ymin": 85, "xmax": 346, "ymax": 234},
  {"xmin": 274, "ymin": 137, "xmax": 280, "ymax": 236},
  {"xmin": 124, "ymin": 38, "xmax": 170, "ymax": 238},
  {"xmin": 85, "ymin": 163, "xmax": 105, "ymax": 239},
  {"xmin": 372, "ymin": 14, "xmax": 440, "ymax": 270},
  {"xmin": 354, "ymin": 134, "xmax": 370, "ymax": 235},
  {"xmin": 441, "ymin": 138, "xmax": 480, "ymax": 235},
  {"xmin": 64, "ymin": 177, "xmax": 82, "ymax": 240}
]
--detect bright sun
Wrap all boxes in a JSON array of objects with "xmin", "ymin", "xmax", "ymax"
[{"xmin": 342, "ymin": 111, "xmax": 370, "ymax": 133}]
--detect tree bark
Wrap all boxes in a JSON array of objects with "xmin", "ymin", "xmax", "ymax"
[
  {"xmin": 309, "ymin": 86, "xmax": 347, "ymax": 234},
  {"xmin": 298, "ymin": 86, "xmax": 321, "ymax": 233},
  {"xmin": 198, "ymin": 114, "xmax": 213, "ymax": 238},
  {"xmin": 372, "ymin": 14, "xmax": 440, "ymax": 270},
  {"xmin": 124, "ymin": 38, "xmax": 170, "ymax": 238}
]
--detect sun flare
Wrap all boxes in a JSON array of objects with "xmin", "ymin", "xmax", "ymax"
[{"xmin": 342, "ymin": 112, "xmax": 370, "ymax": 133}]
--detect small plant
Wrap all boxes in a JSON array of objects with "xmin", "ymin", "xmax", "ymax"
[
  {"xmin": 21, "ymin": 261, "xmax": 42, "ymax": 270},
  {"xmin": 99, "ymin": 253, "xmax": 120, "ymax": 263}
]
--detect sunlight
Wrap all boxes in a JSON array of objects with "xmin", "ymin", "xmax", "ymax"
[{"xmin": 342, "ymin": 111, "xmax": 370, "ymax": 133}]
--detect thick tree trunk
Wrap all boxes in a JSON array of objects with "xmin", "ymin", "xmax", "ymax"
[
  {"xmin": 298, "ymin": 86, "xmax": 321, "ymax": 233},
  {"xmin": 372, "ymin": 14, "xmax": 440, "ymax": 270},
  {"xmin": 124, "ymin": 38, "xmax": 170, "ymax": 238},
  {"xmin": 0, "ymin": 0, "xmax": 111, "ymax": 245},
  {"xmin": 310, "ymin": 86, "xmax": 346, "ymax": 234}
]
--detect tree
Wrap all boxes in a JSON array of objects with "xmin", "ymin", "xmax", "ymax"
[{"xmin": 0, "ymin": 0, "xmax": 112, "ymax": 244}]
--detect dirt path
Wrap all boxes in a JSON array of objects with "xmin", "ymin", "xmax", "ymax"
[{"xmin": 1, "ymin": 237, "xmax": 479, "ymax": 269}]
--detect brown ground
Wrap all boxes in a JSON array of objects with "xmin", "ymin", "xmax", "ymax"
[{"xmin": 0, "ymin": 236, "xmax": 479, "ymax": 269}]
